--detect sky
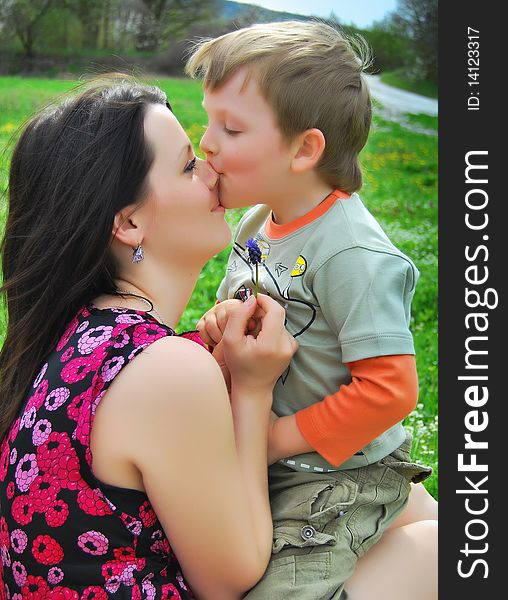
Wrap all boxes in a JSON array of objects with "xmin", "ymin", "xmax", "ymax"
[{"xmin": 232, "ymin": 0, "xmax": 399, "ymax": 28}]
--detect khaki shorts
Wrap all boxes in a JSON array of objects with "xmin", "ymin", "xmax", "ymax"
[{"xmin": 243, "ymin": 432, "xmax": 431, "ymax": 600}]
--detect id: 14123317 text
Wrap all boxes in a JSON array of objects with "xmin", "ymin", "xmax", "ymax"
[{"xmin": 467, "ymin": 27, "xmax": 480, "ymax": 111}]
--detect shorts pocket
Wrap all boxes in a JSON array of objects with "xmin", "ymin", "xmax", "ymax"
[
  {"xmin": 244, "ymin": 552, "xmax": 334, "ymax": 599},
  {"xmin": 381, "ymin": 452, "xmax": 432, "ymax": 485},
  {"xmin": 347, "ymin": 491, "xmax": 393, "ymax": 557},
  {"xmin": 271, "ymin": 477, "xmax": 358, "ymax": 554},
  {"xmin": 345, "ymin": 463, "xmax": 410, "ymax": 557}
]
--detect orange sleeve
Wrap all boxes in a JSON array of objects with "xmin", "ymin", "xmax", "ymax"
[{"xmin": 294, "ymin": 354, "xmax": 418, "ymax": 467}]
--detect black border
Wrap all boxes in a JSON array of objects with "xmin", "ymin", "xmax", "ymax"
[{"xmin": 439, "ymin": 2, "xmax": 504, "ymax": 595}]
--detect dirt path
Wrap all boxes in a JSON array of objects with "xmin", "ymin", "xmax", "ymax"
[{"xmin": 365, "ymin": 74, "xmax": 438, "ymax": 135}]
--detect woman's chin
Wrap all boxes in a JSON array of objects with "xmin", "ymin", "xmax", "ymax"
[
  {"xmin": 218, "ymin": 225, "xmax": 233, "ymax": 252},
  {"xmin": 201, "ymin": 226, "xmax": 232, "ymax": 262}
]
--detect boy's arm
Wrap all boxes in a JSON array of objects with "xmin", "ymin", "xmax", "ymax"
[
  {"xmin": 268, "ymin": 354, "xmax": 418, "ymax": 466},
  {"xmin": 269, "ymin": 247, "xmax": 420, "ymax": 466}
]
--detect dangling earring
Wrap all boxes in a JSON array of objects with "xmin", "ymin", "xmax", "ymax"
[{"xmin": 132, "ymin": 244, "xmax": 144, "ymax": 263}]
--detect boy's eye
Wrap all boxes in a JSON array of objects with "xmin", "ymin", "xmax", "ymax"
[
  {"xmin": 223, "ymin": 126, "xmax": 241, "ymax": 136},
  {"xmin": 184, "ymin": 157, "xmax": 197, "ymax": 173}
]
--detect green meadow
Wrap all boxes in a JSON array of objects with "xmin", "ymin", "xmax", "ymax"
[
  {"xmin": 0, "ymin": 76, "xmax": 438, "ymax": 498},
  {"xmin": 381, "ymin": 69, "xmax": 438, "ymax": 99}
]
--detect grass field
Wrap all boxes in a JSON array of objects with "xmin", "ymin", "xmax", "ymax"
[
  {"xmin": 380, "ymin": 69, "xmax": 438, "ymax": 99},
  {"xmin": 0, "ymin": 75, "xmax": 438, "ymax": 498}
]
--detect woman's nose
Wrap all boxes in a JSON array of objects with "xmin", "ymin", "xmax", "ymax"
[{"xmin": 195, "ymin": 158, "xmax": 219, "ymax": 190}]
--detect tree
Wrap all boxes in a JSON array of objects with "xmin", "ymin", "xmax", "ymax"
[
  {"xmin": 74, "ymin": 0, "xmax": 102, "ymax": 49},
  {"xmin": 364, "ymin": 17, "xmax": 414, "ymax": 74},
  {"xmin": 135, "ymin": 0, "xmax": 218, "ymax": 51},
  {"xmin": 391, "ymin": 0, "xmax": 437, "ymax": 81},
  {"xmin": 327, "ymin": 10, "xmax": 341, "ymax": 24},
  {"xmin": 0, "ymin": 0, "xmax": 60, "ymax": 57}
]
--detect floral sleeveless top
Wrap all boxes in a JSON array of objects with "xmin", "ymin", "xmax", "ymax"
[{"xmin": 0, "ymin": 303, "xmax": 204, "ymax": 599}]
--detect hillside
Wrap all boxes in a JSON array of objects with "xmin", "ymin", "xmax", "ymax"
[{"xmin": 222, "ymin": 0, "xmax": 312, "ymax": 23}]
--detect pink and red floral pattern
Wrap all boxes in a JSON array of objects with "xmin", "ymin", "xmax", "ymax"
[{"xmin": 0, "ymin": 304, "xmax": 196, "ymax": 597}]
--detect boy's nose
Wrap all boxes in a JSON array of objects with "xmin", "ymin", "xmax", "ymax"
[
  {"xmin": 195, "ymin": 157, "xmax": 219, "ymax": 190},
  {"xmin": 199, "ymin": 127, "xmax": 217, "ymax": 156}
]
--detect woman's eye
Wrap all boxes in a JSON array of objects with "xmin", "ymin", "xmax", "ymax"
[{"xmin": 184, "ymin": 157, "xmax": 197, "ymax": 173}]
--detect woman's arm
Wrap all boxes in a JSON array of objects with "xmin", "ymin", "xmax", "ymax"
[
  {"xmin": 91, "ymin": 296, "xmax": 295, "ymax": 599},
  {"xmin": 140, "ymin": 339, "xmax": 273, "ymax": 598}
]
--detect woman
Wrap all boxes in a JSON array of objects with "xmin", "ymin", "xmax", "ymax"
[{"xmin": 0, "ymin": 76, "xmax": 297, "ymax": 599}]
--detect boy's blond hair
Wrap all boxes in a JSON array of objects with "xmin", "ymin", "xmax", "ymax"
[{"xmin": 186, "ymin": 20, "xmax": 372, "ymax": 194}]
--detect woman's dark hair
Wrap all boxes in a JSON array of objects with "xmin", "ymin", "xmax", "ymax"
[{"xmin": 0, "ymin": 75, "xmax": 168, "ymax": 440}]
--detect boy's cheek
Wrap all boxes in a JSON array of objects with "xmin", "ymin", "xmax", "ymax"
[
  {"xmin": 219, "ymin": 189, "xmax": 253, "ymax": 209},
  {"xmin": 222, "ymin": 139, "xmax": 261, "ymax": 170}
]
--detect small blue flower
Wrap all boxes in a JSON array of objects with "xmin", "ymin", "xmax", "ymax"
[
  {"xmin": 246, "ymin": 238, "xmax": 262, "ymax": 265},
  {"xmin": 246, "ymin": 238, "xmax": 262, "ymax": 297}
]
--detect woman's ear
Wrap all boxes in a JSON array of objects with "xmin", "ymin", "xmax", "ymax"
[
  {"xmin": 112, "ymin": 208, "xmax": 142, "ymax": 249},
  {"xmin": 291, "ymin": 128, "xmax": 326, "ymax": 174}
]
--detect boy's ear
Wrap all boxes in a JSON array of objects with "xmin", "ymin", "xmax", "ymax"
[{"xmin": 291, "ymin": 128, "xmax": 326, "ymax": 174}]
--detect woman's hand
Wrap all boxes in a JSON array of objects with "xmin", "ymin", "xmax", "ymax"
[
  {"xmin": 211, "ymin": 341, "xmax": 231, "ymax": 393},
  {"xmin": 222, "ymin": 294, "xmax": 298, "ymax": 394},
  {"xmin": 268, "ymin": 411, "xmax": 280, "ymax": 465}
]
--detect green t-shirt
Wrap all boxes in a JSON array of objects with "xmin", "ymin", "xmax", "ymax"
[{"xmin": 218, "ymin": 192, "xmax": 418, "ymax": 472}]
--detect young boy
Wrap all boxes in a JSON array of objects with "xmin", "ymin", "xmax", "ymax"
[{"xmin": 188, "ymin": 21, "xmax": 433, "ymax": 599}]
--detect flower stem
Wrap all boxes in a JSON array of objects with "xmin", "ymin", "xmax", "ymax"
[{"xmin": 255, "ymin": 263, "xmax": 259, "ymax": 297}]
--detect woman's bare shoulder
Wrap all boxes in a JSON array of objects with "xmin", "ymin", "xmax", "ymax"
[
  {"xmin": 93, "ymin": 335, "xmax": 230, "ymax": 469},
  {"xmin": 133, "ymin": 334, "xmax": 213, "ymax": 369},
  {"xmin": 91, "ymin": 335, "xmax": 231, "ymax": 492},
  {"xmin": 110, "ymin": 335, "xmax": 226, "ymax": 410}
]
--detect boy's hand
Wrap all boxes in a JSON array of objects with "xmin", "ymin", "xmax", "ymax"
[
  {"xmin": 197, "ymin": 299, "xmax": 260, "ymax": 347},
  {"xmin": 197, "ymin": 299, "xmax": 242, "ymax": 347}
]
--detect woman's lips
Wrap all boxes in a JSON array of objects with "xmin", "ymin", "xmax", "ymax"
[
  {"xmin": 211, "ymin": 194, "xmax": 225, "ymax": 213},
  {"xmin": 211, "ymin": 175, "xmax": 225, "ymax": 212},
  {"xmin": 211, "ymin": 195, "xmax": 225, "ymax": 213}
]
